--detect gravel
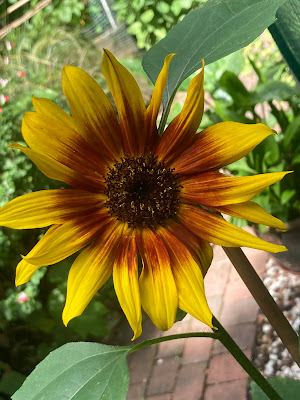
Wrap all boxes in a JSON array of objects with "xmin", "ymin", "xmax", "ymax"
[{"xmin": 253, "ymin": 257, "xmax": 300, "ymax": 379}]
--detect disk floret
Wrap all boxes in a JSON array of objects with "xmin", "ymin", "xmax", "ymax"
[{"xmin": 104, "ymin": 155, "xmax": 181, "ymax": 228}]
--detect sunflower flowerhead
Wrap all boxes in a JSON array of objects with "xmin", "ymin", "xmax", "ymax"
[{"xmin": 0, "ymin": 49, "xmax": 288, "ymax": 340}]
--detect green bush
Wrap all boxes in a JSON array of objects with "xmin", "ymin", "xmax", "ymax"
[{"xmin": 114, "ymin": 0, "xmax": 207, "ymax": 49}]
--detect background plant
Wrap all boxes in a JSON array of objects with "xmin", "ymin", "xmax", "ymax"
[
  {"xmin": 0, "ymin": 3, "xmax": 124, "ymax": 397},
  {"xmin": 1, "ymin": 0, "xmax": 300, "ymax": 398},
  {"xmin": 114, "ymin": 0, "xmax": 207, "ymax": 49}
]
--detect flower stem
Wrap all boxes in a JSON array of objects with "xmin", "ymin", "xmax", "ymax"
[
  {"xmin": 129, "ymin": 331, "xmax": 216, "ymax": 354},
  {"xmin": 213, "ymin": 317, "xmax": 282, "ymax": 400},
  {"xmin": 223, "ymin": 246, "xmax": 300, "ymax": 367}
]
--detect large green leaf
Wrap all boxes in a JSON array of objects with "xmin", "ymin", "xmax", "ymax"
[
  {"xmin": 251, "ymin": 377, "xmax": 300, "ymax": 399},
  {"xmin": 12, "ymin": 342, "xmax": 131, "ymax": 400},
  {"xmin": 143, "ymin": 0, "xmax": 287, "ymax": 107}
]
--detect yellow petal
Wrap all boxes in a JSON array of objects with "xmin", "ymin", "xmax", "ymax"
[
  {"xmin": 166, "ymin": 220, "xmax": 213, "ymax": 277},
  {"xmin": 22, "ymin": 112, "xmax": 107, "ymax": 176},
  {"xmin": 9, "ymin": 143, "xmax": 101, "ymax": 192},
  {"xmin": 172, "ymin": 122, "xmax": 274, "ymax": 173},
  {"xmin": 32, "ymin": 96, "xmax": 77, "ymax": 130},
  {"xmin": 15, "ymin": 225, "xmax": 58, "ymax": 286},
  {"xmin": 63, "ymin": 221, "xmax": 123, "ymax": 325},
  {"xmin": 158, "ymin": 226, "xmax": 213, "ymax": 328},
  {"xmin": 0, "ymin": 189, "xmax": 104, "ymax": 229},
  {"xmin": 101, "ymin": 49, "xmax": 146, "ymax": 156},
  {"xmin": 113, "ymin": 229, "xmax": 142, "ymax": 340},
  {"xmin": 214, "ymin": 201, "xmax": 287, "ymax": 231},
  {"xmin": 137, "ymin": 228, "xmax": 178, "ymax": 331},
  {"xmin": 146, "ymin": 54, "xmax": 176, "ymax": 134},
  {"xmin": 178, "ymin": 204, "xmax": 287, "ymax": 253},
  {"xmin": 16, "ymin": 259, "xmax": 41, "ymax": 286},
  {"xmin": 23, "ymin": 211, "xmax": 110, "ymax": 266},
  {"xmin": 181, "ymin": 171, "xmax": 291, "ymax": 206},
  {"xmin": 62, "ymin": 65, "xmax": 122, "ymax": 161},
  {"xmin": 157, "ymin": 60, "xmax": 205, "ymax": 164}
]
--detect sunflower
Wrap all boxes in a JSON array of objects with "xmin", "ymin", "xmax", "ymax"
[{"xmin": 0, "ymin": 50, "xmax": 288, "ymax": 340}]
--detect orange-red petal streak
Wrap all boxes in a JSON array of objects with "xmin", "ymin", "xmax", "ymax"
[
  {"xmin": 22, "ymin": 112, "xmax": 107, "ymax": 177},
  {"xmin": 62, "ymin": 65, "xmax": 122, "ymax": 161},
  {"xmin": 146, "ymin": 54, "xmax": 175, "ymax": 151},
  {"xmin": 157, "ymin": 61, "xmax": 205, "ymax": 164},
  {"xmin": 9, "ymin": 143, "xmax": 102, "ymax": 192},
  {"xmin": 158, "ymin": 226, "xmax": 213, "ymax": 328},
  {"xmin": 101, "ymin": 49, "xmax": 146, "ymax": 156},
  {"xmin": 22, "ymin": 210, "xmax": 111, "ymax": 266},
  {"xmin": 181, "ymin": 171, "xmax": 291, "ymax": 206},
  {"xmin": 166, "ymin": 220, "xmax": 213, "ymax": 277},
  {"xmin": 0, "ymin": 189, "xmax": 104, "ymax": 229},
  {"xmin": 63, "ymin": 221, "xmax": 123, "ymax": 325},
  {"xmin": 137, "ymin": 228, "xmax": 178, "ymax": 331},
  {"xmin": 113, "ymin": 229, "xmax": 142, "ymax": 340},
  {"xmin": 172, "ymin": 122, "xmax": 274, "ymax": 174},
  {"xmin": 178, "ymin": 204, "xmax": 287, "ymax": 253}
]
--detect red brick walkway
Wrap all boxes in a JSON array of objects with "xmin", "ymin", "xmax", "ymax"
[{"xmin": 126, "ymin": 245, "xmax": 268, "ymax": 400}]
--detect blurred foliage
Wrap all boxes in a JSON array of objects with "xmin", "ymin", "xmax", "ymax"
[
  {"xmin": 114, "ymin": 0, "xmax": 207, "ymax": 49},
  {"xmin": 0, "ymin": 3, "xmax": 125, "ymax": 397},
  {"xmin": 0, "ymin": 2, "xmax": 299, "ymax": 395},
  {"xmin": 204, "ymin": 34, "xmax": 300, "ymax": 229},
  {"xmin": 166, "ymin": 34, "xmax": 300, "ymax": 230},
  {"xmin": 1, "ymin": 0, "xmax": 87, "ymax": 30}
]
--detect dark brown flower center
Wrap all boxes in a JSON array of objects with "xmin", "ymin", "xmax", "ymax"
[{"xmin": 104, "ymin": 155, "xmax": 181, "ymax": 228}]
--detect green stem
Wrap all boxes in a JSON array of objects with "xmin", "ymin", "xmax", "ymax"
[
  {"xmin": 223, "ymin": 246, "xmax": 300, "ymax": 367},
  {"xmin": 213, "ymin": 317, "xmax": 282, "ymax": 400},
  {"xmin": 129, "ymin": 331, "xmax": 216, "ymax": 354}
]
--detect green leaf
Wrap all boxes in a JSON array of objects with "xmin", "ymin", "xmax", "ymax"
[
  {"xmin": 251, "ymin": 81, "xmax": 298, "ymax": 104},
  {"xmin": 68, "ymin": 301, "xmax": 109, "ymax": 339},
  {"xmin": 140, "ymin": 9, "xmax": 155, "ymax": 23},
  {"xmin": 292, "ymin": 153, "xmax": 300, "ymax": 166},
  {"xmin": 226, "ymin": 158, "xmax": 257, "ymax": 176},
  {"xmin": 219, "ymin": 71, "xmax": 251, "ymax": 106},
  {"xmin": 0, "ymin": 371, "xmax": 25, "ymax": 396},
  {"xmin": 282, "ymin": 115, "xmax": 300, "ymax": 151},
  {"xmin": 281, "ymin": 189, "xmax": 296, "ymax": 205},
  {"xmin": 251, "ymin": 376, "xmax": 300, "ymax": 399},
  {"xmin": 143, "ymin": 0, "xmax": 287, "ymax": 107},
  {"xmin": 12, "ymin": 342, "xmax": 131, "ymax": 400},
  {"xmin": 176, "ymin": 308, "xmax": 187, "ymax": 322},
  {"xmin": 157, "ymin": 2, "xmax": 170, "ymax": 13}
]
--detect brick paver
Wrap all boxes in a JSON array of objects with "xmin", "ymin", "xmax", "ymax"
[
  {"xmin": 173, "ymin": 362, "xmax": 207, "ymax": 400},
  {"xmin": 127, "ymin": 382, "xmax": 146, "ymax": 400},
  {"xmin": 213, "ymin": 322, "xmax": 257, "ymax": 354},
  {"xmin": 147, "ymin": 394, "xmax": 172, "ymax": 400},
  {"xmin": 157, "ymin": 338, "xmax": 185, "ymax": 359},
  {"xmin": 126, "ymin": 245, "xmax": 265, "ymax": 400},
  {"xmin": 147, "ymin": 357, "xmax": 180, "ymax": 396},
  {"xmin": 127, "ymin": 345, "xmax": 156, "ymax": 384},
  {"xmin": 223, "ymin": 268, "xmax": 252, "ymax": 302},
  {"xmin": 182, "ymin": 337, "xmax": 213, "ymax": 364},
  {"xmin": 204, "ymin": 247, "xmax": 232, "ymax": 296},
  {"xmin": 207, "ymin": 350, "xmax": 251, "ymax": 384},
  {"xmin": 205, "ymin": 378, "xmax": 249, "ymax": 400},
  {"xmin": 221, "ymin": 297, "xmax": 259, "ymax": 325}
]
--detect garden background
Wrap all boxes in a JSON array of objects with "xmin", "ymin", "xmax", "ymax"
[{"xmin": 0, "ymin": 0, "xmax": 299, "ymax": 398}]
